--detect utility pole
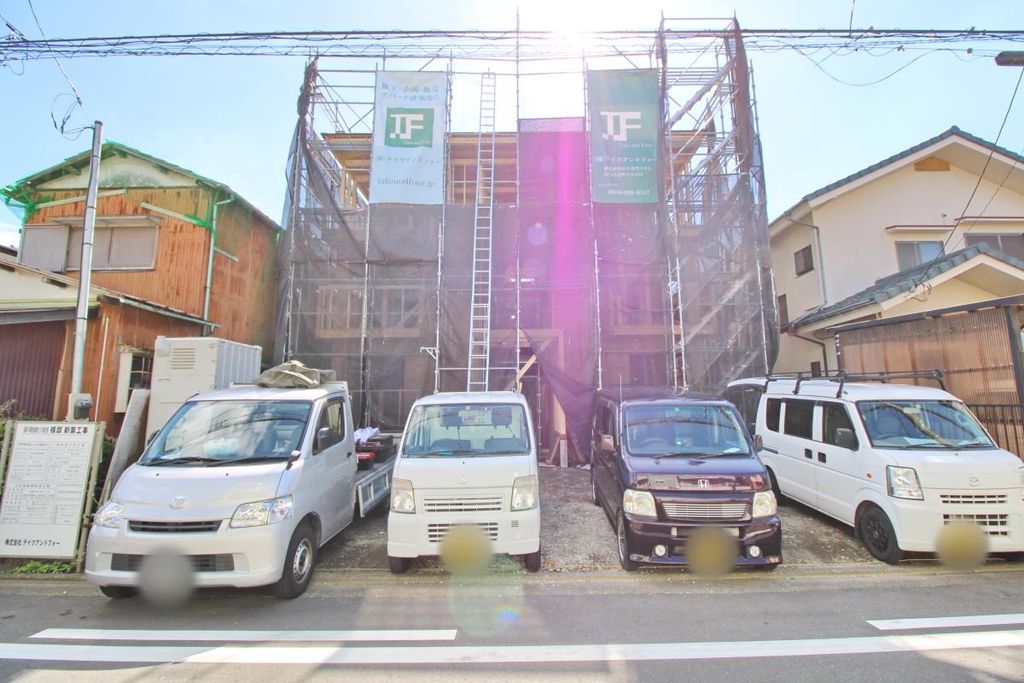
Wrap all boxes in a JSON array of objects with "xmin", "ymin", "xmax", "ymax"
[{"xmin": 67, "ymin": 120, "xmax": 103, "ymax": 421}]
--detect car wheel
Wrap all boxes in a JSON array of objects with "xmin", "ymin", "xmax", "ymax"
[
  {"xmin": 756, "ymin": 563, "xmax": 780, "ymax": 572},
  {"xmin": 388, "ymin": 555, "xmax": 411, "ymax": 574},
  {"xmin": 520, "ymin": 546, "xmax": 541, "ymax": 573},
  {"xmin": 272, "ymin": 521, "xmax": 316, "ymax": 599},
  {"xmin": 766, "ymin": 468, "xmax": 787, "ymax": 505},
  {"xmin": 590, "ymin": 467, "xmax": 600, "ymax": 506},
  {"xmin": 859, "ymin": 507, "xmax": 904, "ymax": 565},
  {"xmin": 617, "ymin": 514, "xmax": 638, "ymax": 572},
  {"xmin": 99, "ymin": 585, "xmax": 137, "ymax": 599}
]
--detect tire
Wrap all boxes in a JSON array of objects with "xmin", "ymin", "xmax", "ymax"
[
  {"xmin": 520, "ymin": 546, "xmax": 541, "ymax": 573},
  {"xmin": 859, "ymin": 507, "xmax": 904, "ymax": 565},
  {"xmin": 590, "ymin": 467, "xmax": 600, "ymax": 507},
  {"xmin": 617, "ymin": 514, "xmax": 638, "ymax": 572},
  {"xmin": 999, "ymin": 552, "xmax": 1024, "ymax": 563},
  {"xmin": 272, "ymin": 521, "xmax": 316, "ymax": 599},
  {"xmin": 388, "ymin": 555, "xmax": 411, "ymax": 574},
  {"xmin": 99, "ymin": 585, "xmax": 137, "ymax": 599},
  {"xmin": 756, "ymin": 563, "xmax": 780, "ymax": 572},
  {"xmin": 766, "ymin": 468, "xmax": 787, "ymax": 505}
]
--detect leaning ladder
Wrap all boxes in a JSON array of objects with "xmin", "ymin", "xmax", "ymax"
[{"xmin": 467, "ymin": 71, "xmax": 497, "ymax": 391}]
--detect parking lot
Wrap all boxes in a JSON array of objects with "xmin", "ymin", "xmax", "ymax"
[{"xmin": 318, "ymin": 466, "xmax": 876, "ymax": 573}]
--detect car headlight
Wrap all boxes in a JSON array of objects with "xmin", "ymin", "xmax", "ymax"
[
  {"xmin": 95, "ymin": 501, "xmax": 125, "ymax": 529},
  {"xmin": 391, "ymin": 478, "xmax": 416, "ymax": 514},
  {"xmin": 623, "ymin": 489, "xmax": 657, "ymax": 518},
  {"xmin": 752, "ymin": 490, "xmax": 777, "ymax": 518},
  {"xmin": 887, "ymin": 466, "xmax": 924, "ymax": 500},
  {"xmin": 229, "ymin": 495, "xmax": 294, "ymax": 528},
  {"xmin": 511, "ymin": 475, "xmax": 538, "ymax": 511}
]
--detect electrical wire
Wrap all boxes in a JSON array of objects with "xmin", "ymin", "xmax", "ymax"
[
  {"xmin": 911, "ymin": 67, "xmax": 1024, "ymax": 290},
  {"xmin": 25, "ymin": 0, "xmax": 88, "ymax": 139}
]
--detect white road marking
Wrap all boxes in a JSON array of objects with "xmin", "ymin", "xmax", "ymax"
[
  {"xmin": 3, "ymin": 629, "xmax": 1024, "ymax": 664},
  {"xmin": 868, "ymin": 614, "xmax": 1024, "ymax": 631},
  {"xmin": 31, "ymin": 628, "xmax": 458, "ymax": 642}
]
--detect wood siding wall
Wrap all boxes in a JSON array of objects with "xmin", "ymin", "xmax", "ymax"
[
  {"xmin": 53, "ymin": 303, "xmax": 200, "ymax": 433},
  {"xmin": 27, "ymin": 187, "xmax": 278, "ymax": 358}
]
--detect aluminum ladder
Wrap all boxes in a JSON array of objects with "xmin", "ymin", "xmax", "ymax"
[{"xmin": 467, "ymin": 71, "xmax": 497, "ymax": 391}]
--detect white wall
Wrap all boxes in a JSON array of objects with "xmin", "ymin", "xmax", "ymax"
[{"xmin": 37, "ymin": 155, "xmax": 197, "ymax": 191}]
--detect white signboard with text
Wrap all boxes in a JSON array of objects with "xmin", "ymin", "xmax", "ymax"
[
  {"xmin": 369, "ymin": 71, "xmax": 448, "ymax": 205},
  {"xmin": 0, "ymin": 422, "xmax": 98, "ymax": 559}
]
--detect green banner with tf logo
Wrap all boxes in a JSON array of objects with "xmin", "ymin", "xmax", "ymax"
[{"xmin": 586, "ymin": 69, "xmax": 660, "ymax": 204}]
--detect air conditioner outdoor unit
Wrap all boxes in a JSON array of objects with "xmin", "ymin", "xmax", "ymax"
[{"xmin": 146, "ymin": 336, "xmax": 262, "ymax": 436}]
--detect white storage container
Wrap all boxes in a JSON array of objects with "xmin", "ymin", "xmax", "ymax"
[{"xmin": 146, "ymin": 337, "xmax": 261, "ymax": 435}]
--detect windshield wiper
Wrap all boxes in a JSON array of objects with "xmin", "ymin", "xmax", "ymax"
[
  {"xmin": 144, "ymin": 456, "xmax": 221, "ymax": 466},
  {"xmin": 654, "ymin": 451, "xmax": 722, "ymax": 460},
  {"xmin": 207, "ymin": 455, "xmax": 290, "ymax": 466}
]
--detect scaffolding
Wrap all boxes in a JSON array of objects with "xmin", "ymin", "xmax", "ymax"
[{"xmin": 273, "ymin": 18, "xmax": 777, "ymax": 464}]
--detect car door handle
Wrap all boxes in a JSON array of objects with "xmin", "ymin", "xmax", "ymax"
[
  {"xmin": 804, "ymin": 448, "xmax": 813, "ymax": 459},
  {"xmin": 818, "ymin": 452, "xmax": 827, "ymax": 463},
  {"xmin": 346, "ymin": 451, "xmax": 353, "ymax": 458}
]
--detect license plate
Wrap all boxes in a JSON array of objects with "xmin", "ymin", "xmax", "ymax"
[{"xmin": 723, "ymin": 527, "xmax": 740, "ymax": 538}]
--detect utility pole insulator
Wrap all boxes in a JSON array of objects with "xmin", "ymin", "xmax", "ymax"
[{"xmin": 995, "ymin": 51, "xmax": 1024, "ymax": 67}]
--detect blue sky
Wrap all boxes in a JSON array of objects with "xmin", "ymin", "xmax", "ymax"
[{"xmin": 1, "ymin": 0, "xmax": 1023, "ymax": 249}]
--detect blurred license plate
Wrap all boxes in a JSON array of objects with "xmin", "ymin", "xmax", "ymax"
[{"xmin": 723, "ymin": 528, "xmax": 740, "ymax": 538}]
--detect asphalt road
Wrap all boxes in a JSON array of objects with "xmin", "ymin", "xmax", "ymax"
[{"xmin": 1, "ymin": 565, "xmax": 1023, "ymax": 681}]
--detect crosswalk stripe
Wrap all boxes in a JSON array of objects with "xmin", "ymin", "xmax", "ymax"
[
  {"xmin": 4, "ymin": 629, "xmax": 1024, "ymax": 664},
  {"xmin": 31, "ymin": 628, "xmax": 458, "ymax": 642},
  {"xmin": 868, "ymin": 614, "xmax": 1024, "ymax": 631}
]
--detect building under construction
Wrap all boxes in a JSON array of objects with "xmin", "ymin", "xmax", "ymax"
[{"xmin": 274, "ymin": 19, "xmax": 778, "ymax": 464}]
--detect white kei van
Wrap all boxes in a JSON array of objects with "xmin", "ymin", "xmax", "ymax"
[
  {"xmin": 725, "ymin": 375, "xmax": 1024, "ymax": 564},
  {"xmin": 387, "ymin": 391, "xmax": 541, "ymax": 573},
  {"xmin": 86, "ymin": 381, "xmax": 391, "ymax": 599}
]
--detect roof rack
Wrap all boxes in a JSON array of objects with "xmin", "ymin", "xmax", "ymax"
[{"xmin": 762, "ymin": 369, "xmax": 945, "ymax": 398}]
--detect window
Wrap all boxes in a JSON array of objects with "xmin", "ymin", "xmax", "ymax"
[
  {"xmin": 314, "ymin": 399, "xmax": 346, "ymax": 453},
  {"xmin": 624, "ymin": 404, "xmax": 748, "ymax": 456},
  {"xmin": 821, "ymin": 402, "xmax": 857, "ymax": 448},
  {"xmin": 965, "ymin": 233, "xmax": 1024, "ymax": 261},
  {"xmin": 766, "ymin": 398, "xmax": 781, "ymax": 432},
  {"xmin": 810, "ymin": 361, "xmax": 822, "ymax": 377},
  {"xmin": 777, "ymin": 294, "xmax": 789, "ymax": 329},
  {"xmin": 114, "ymin": 349, "xmax": 153, "ymax": 413},
  {"xmin": 794, "ymin": 245, "xmax": 814, "ymax": 276},
  {"xmin": 66, "ymin": 224, "xmax": 159, "ymax": 270},
  {"xmin": 896, "ymin": 241, "xmax": 944, "ymax": 271},
  {"xmin": 783, "ymin": 399, "xmax": 814, "ymax": 439}
]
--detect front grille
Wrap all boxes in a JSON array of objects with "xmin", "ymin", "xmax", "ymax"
[
  {"xmin": 940, "ymin": 494, "xmax": 1008, "ymax": 505},
  {"xmin": 423, "ymin": 497, "xmax": 503, "ymax": 513},
  {"xmin": 427, "ymin": 522, "xmax": 499, "ymax": 544},
  {"xmin": 943, "ymin": 513, "xmax": 1010, "ymax": 536},
  {"xmin": 128, "ymin": 520, "xmax": 222, "ymax": 533},
  {"xmin": 661, "ymin": 501, "xmax": 748, "ymax": 521},
  {"xmin": 110, "ymin": 553, "xmax": 235, "ymax": 572}
]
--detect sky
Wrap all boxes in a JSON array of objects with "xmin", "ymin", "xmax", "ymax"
[{"xmin": 1, "ymin": 0, "xmax": 1023, "ymax": 249}]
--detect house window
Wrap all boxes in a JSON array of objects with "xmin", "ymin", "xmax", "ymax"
[
  {"xmin": 777, "ymin": 294, "xmax": 789, "ymax": 330},
  {"xmin": 965, "ymin": 233, "xmax": 1024, "ymax": 260},
  {"xmin": 20, "ymin": 221, "xmax": 159, "ymax": 272},
  {"xmin": 794, "ymin": 245, "xmax": 814, "ymax": 276},
  {"xmin": 810, "ymin": 361, "xmax": 822, "ymax": 377},
  {"xmin": 114, "ymin": 348, "xmax": 153, "ymax": 413},
  {"xmin": 896, "ymin": 241, "xmax": 944, "ymax": 271}
]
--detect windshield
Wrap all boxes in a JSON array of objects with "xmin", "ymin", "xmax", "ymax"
[
  {"xmin": 624, "ymin": 404, "xmax": 750, "ymax": 457},
  {"xmin": 857, "ymin": 400, "xmax": 995, "ymax": 450},
  {"xmin": 401, "ymin": 403, "xmax": 532, "ymax": 457},
  {"xmin": 140, "ymin": 400, "xmax": 312, "ymax": 465}
]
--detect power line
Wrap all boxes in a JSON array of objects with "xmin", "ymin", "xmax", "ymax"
[
  {"xmin": 24, "ymin": 0, "xmax": 88, "ymax": 139},
  {"xmin": 912, "ymin": 67, "xmax": 1024, "ymax": 289}
]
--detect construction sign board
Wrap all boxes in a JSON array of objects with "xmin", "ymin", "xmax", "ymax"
[
  {"xmin": 0, "ymin": 421, "xmax": 103, "ymax": 560},
  {"xmin": 370, "ymin": 71, "xmax": 449, "ymax": 205}
]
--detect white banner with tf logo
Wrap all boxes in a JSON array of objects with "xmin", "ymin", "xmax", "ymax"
[{"xmin": 370, "ymin": 71, "xmax": 448, "ymax": 205}]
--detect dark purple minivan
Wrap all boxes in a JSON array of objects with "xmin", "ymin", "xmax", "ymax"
[{"xmin": 591, "ymin": 388, "xmax": 782, "ymax": 571}]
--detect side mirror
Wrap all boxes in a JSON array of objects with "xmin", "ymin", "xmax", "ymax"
[
  {"xmin": 316, "ymin": 427, "xmax": 332, "ymax": 451},
  {"xmin": 834, "ymin": 427, "xmax": 858, "ymax": 450},
  {"xmin": 752, "ymin": 434, "xmax": 764, "ymax": 452},
  {"xmin": 600, "ymin": 434, "xmax": 616, "ymax": 453}
]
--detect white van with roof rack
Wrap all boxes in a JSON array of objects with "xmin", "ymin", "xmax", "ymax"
[{"xmin": 725, "ymin": 371, "xmax": 1024, "ymax": 564}]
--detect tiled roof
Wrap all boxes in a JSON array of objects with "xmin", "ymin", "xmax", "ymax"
[{"xmin": 791, "ymin": 243, "xmax": 1024, "ymax": 329}]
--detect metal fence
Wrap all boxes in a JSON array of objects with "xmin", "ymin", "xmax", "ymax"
[{"xmin": 966, "ymin": 403, "xmax": 1024, "ymax": 461}]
